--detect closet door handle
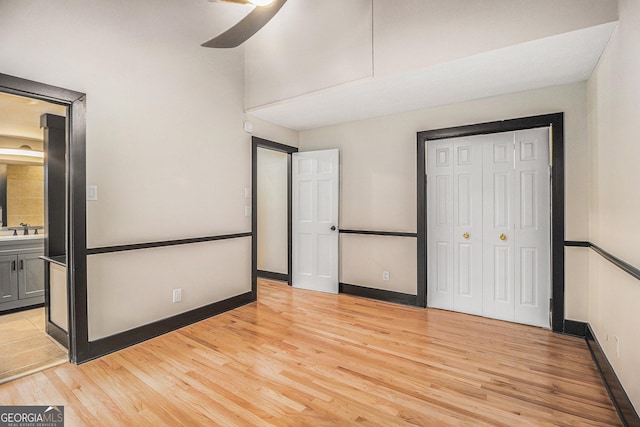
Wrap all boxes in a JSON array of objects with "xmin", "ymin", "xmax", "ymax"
[
  {"xmin": 11, "ymin": 260, "xmax": 16, "ymax": 271},
  {"xmin": 19, "ymin": 260, "xmax": 24, "ymax": 270},
  {"xmin": 499, "ymin": 233, "xmax": 507, "ymax": 241}
]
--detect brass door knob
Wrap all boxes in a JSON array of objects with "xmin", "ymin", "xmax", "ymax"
[
  {"xmin": 463, "ymin": 232, "xmax": 470, "ymax": 239},
  {"xmin": 499, "ymin": 233, "xmax": 507, "ymax": 241}
]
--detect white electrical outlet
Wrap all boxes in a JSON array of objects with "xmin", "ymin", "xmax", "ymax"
[
  {"xmin": 615, "ymin": 336, "xmax": 620, "ymax": 358},
  {"xmin": 383, "ymin": 271, "xmax": 390, "ymax": 281},
  {"xmin": 173, "ymin": 288, "xmax": 182, "ymax": 303}
]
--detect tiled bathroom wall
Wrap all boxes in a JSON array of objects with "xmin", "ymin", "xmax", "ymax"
[{"xmin": 6, "ymin": 165, "xmax": 44, "ymax": 227}]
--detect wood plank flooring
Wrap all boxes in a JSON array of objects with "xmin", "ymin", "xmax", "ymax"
[
  {"xmin": 0, "ymin": 308, "xmax": 67, "ymax": 384},
  {"xmin": 0, "ymin": 279, "xmax": 621, "ymax": 426}
]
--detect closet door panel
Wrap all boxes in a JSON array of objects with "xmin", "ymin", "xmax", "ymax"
[
  {"xmin": 482, "ymin": 133, "xmax": 516, "ymax": 322},
  {"xmin": 452, "ymin": 138, "xmax": 483, "ymax": 315},
  {"xmin": 514, "ymin": 128, "xmax": 550, "ymax": 328},
  {"xmin": 427, "ymin": 141, "xmax": 454, "ymax": 310}
]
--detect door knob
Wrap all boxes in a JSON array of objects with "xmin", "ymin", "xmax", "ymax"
[
  {"xmin": 499, "ymin": 233, "xmax": 507, "ymax": 241},
  {"xmin": 463, "ymin": 232, "xmax": 470, "ymax": 239},
  {"xmin": 330, "ymin": 226, "xmax": 336, "ymax": 231}
]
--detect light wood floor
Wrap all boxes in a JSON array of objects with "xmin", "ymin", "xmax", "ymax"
[
  {"xmin": 0, "ymin": 279, "xmax": 620, "ymax": 426},
  {"xmin": 0, "ymin": 307, "xmax": 67, "ymax": 384}
]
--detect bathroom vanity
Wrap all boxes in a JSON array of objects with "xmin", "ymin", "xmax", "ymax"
[{"xmin": 0, "ymin": 234, "xmax": 45, "ymax": 312}]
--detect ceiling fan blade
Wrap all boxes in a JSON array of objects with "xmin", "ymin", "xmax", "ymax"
[{"xmin": 202, "ymin": 0, "xmax": 287, "ymax": 48}]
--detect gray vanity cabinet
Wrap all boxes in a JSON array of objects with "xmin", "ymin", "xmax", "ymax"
[
  {"xmin": 18, "ymin": 252, "xmax": 45, "ymax": 299},
  {"xmin": 0, "ymin": 240, "xmax": 45, "ymax": 312},
  {"xmin": 0, "ymin": 254, "xmax": 18, "ymax": 303}
]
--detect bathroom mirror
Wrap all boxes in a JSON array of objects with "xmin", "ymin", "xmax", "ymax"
[{"xmin": 0, "ymin": 157, "xmax": 44, "ymax": 228}]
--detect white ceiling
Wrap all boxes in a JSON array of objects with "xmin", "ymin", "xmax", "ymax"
[
  {"xmin": 0, "ymin": 92, "xmax": 66, "ymax": 140},
  {"xmin": 247, "ymin": 22, "xmax": 617, "ymax": 131}
]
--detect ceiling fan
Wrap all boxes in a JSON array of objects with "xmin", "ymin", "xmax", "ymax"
[{"xmin": 202, "ymin": 0, "xmax": 287, "ymax": 48}]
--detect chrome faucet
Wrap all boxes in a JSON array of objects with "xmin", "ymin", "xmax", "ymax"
[{"xmin": 19, "ymin": 222, "xmax": 29, "ymax": 235}]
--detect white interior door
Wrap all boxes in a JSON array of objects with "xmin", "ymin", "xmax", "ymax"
[{"xmin": 292, "ymin": 149, "xmax": 339, "ymax": 294}]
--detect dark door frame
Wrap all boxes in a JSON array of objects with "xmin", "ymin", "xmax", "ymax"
[
  {"xmin": 0, "ymin": 73, "xmax": 87, "ymax": 362},
  {"xmin": 417, "ymin": 113, "xmax": 566, "ymax": 333},
  {"xmin": 251, "ymin": 136, "xmax": 298, "ymax": 295}
]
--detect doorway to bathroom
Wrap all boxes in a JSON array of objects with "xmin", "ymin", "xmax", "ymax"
[{"xmin": 0, "ymin": 91, "xmax": 67, "ymax": 382}]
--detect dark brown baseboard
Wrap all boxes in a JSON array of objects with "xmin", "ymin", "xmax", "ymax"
[
  {"xmin": 585, "ymin": 324, "xmax": 640, "ymax": 427},
  {"xmin": 339, "ymin": 282, "xmax": 417, "ymax": 306}
]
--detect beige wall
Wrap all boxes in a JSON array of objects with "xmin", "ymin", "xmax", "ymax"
[
  {"xmin": 49, "ymin": 264, "xmax": 68, "ymax": 332},
  {"xmin": 88, "ymin": 239, "xmax": 250, "ymax": 340},
  {"xmin": 257, "ymin": 148, "xmax": 288, "ymax": 275},
  {"xmin": 250, "ymin": 116, "xmax": 299, "ymax": 149},
  {"xmin": 587, "ymin": 0, "xmax": 640, "ymax": 411},
  {"xmin": 341, "ymin": 234, "xmax": 416, "ymax": 294},
  {"xmin": 0, "ymin": 0, "xmax": 293, "ymax": 340},
  {"xmin": 300, "ymin": 83, "xmax": 589, "ymax": 322}
]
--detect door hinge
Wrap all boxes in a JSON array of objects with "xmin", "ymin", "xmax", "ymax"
[{"xmin": 549, "ymin": 298, "xmax": 553, "ymax": 311}]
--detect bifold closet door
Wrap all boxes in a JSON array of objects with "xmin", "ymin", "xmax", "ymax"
[
  {"xmin": 427, "ymin": 137, "xmax": 483, "ymax": 314},
  {"xmin": 428, "ymin": 128, "xmax": 551, "ymax": 328}
]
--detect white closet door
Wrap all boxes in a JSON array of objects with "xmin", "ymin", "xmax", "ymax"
[
  {"xmin": 427, "ymin": 129, "xmax": 551, "ymax": 329},
  {"xmin": 513, "ymin": 128, "xmax": 550, "ymax": 327},
  {"xmin": 452, "ymin": 137, "xmax": 483, "ymax": 315},
  {"xmin": 427, "ymin": 140, "xmax": 454, "ymax": 310},
  {"xmin": 482, "ymin": 132, "xmax": 516, "ymax": 322}
]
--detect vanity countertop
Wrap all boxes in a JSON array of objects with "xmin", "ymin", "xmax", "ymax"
[
  {"xmin": 0, "ymin": 234, "xmax": 44, "ymax": 241},
  {"xmin": 0, "ymin": 234, "xmax": 45, "ymax": 254}
]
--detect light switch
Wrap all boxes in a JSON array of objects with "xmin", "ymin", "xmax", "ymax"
[
  {"xmin": 243, "ymin": 121, "xmax": 253, "ymax": 133},
  {"xmin": 245, "ymin": 206, "xmax": 250, "ymax": 217},
  {"xmin": 87, "ymin": 185, "xmax": 98, "ymax": 201},
  {"xmin": 244, "ymin": 187, "xmax": 251, "ymax": 198}
]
